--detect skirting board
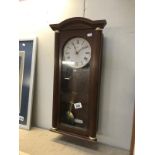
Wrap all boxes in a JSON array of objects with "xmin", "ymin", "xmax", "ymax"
[{"xmin": 97, "ymin": 134, "xmax": 130, "ymax": 150}]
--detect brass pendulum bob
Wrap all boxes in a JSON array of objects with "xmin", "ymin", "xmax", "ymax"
[{"xmin": 66, "ymin": 102, "xmax": 74, "ymax": 124}]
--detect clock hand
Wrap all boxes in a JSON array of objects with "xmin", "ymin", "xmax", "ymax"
[
  {"xmin": 72, "ymin": 42, "xmax": 78, "ymax": 53},
  {"xmin": 77, "ymin": 46, "xmax": 88, "ymax": 53}
]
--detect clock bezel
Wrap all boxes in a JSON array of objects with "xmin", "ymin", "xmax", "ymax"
[{"xmin": 63, "ymin": 36, "xmax": 92, "ymax": 69}]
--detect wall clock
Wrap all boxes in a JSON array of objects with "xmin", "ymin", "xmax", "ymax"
[{"xmin": 50, "ymin": 17, "xmax": 106, "ymax": 141}]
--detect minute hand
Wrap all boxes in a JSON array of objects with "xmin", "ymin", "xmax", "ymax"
[{"xmin": 77, "ymin": 46, "xmax": 88, "ymax": 53}]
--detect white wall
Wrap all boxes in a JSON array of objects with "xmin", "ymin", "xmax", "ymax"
[{"xmin": 19, "ymin": 0, "xmax": 134, "ymax": 150}]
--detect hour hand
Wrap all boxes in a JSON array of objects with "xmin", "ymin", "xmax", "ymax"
[{"xmin": 72, "ymin": 42, "xmax": 77, "ymax": 51}]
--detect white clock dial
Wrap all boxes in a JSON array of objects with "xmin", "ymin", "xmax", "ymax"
[{"xmin": 63, "ymin": 37, "xmax": 91, "ymax": 68}]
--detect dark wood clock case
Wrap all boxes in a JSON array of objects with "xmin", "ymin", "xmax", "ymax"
[{"xmin": 50, "ymin": 17, "xmax": 106, "ymax": 141}]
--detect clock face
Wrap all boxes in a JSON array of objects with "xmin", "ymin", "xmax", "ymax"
[{"xmin": 63, "ymin": 37, "xmax": 91, "ymax": 68}]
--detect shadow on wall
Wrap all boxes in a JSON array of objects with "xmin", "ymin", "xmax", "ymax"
[{"xmin": 98, "ymin": 36, "xmax": 111, "ymax": 135}]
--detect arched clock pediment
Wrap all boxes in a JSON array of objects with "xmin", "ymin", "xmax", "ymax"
[{"xmin": 50, "ymin": 17, "xmax": 107, "ymax": 31}]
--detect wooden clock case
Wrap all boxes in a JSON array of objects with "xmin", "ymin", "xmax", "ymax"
[{"xmin": 50, "ymin": 17, "xmax": 106, "ymax": 141}]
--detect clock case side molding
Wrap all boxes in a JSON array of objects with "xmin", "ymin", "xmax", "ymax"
[{"xmin": 50, "ymin": 17, "xmax": 107, "ymax": 141}]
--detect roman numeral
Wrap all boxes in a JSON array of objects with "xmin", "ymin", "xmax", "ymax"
[
  {"xmin": 85, "ymin": 52, "xmax": 90, "ymax": 54},
  {"xmin": 84, "ymin": 57, "xmax": 88, "ymax": 61},
  {"xmin": 65, "ymin": 52, "xmax": 69, "ymax": 55},
  {"xmin": 83, "ymin": 45, "xmax": 88, "ymax": 49},
  {"xmin": 67, "ymin": 56, "xmax": 70, "ymax": 59},
  {"xmin": 76, "ymin": 39, "xmax": 79, "ymax": 44}
]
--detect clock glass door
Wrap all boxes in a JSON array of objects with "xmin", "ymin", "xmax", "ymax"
[{"xmin": 60, "ymin": 37, "xmax": 91, "ymax": 131}]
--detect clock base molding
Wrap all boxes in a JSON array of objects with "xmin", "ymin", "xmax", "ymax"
[
  {"xmin": 50, "ymin": 127, "xmax": 57, "ymax": 131},
  {"xmin": 89, "ymin": 136, "xmax": 97, "ymax": 141},
  {"xmin": 49, "ymin": 128, "xmax": 97, "ymax": 142},
  {"xmin": 49, "ymin": 128, "xmax": 129, "ymax": 149}
]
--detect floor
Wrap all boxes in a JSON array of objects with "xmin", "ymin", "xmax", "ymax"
[{"xmin": 19, "ymin": 127, "xmax": 129, "ymax": 155}]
